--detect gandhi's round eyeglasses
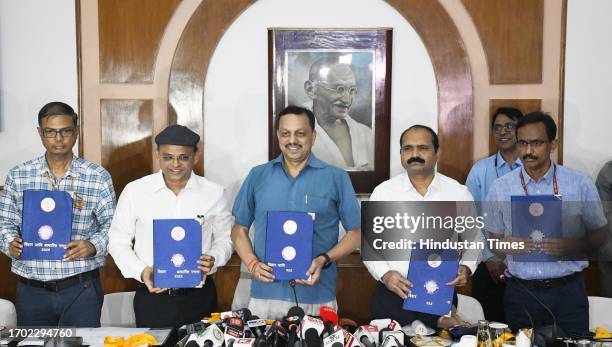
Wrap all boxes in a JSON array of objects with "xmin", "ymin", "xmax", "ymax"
[{"xmin": 315, "ymin": 82, "xmax": 357, "ymax": 96}]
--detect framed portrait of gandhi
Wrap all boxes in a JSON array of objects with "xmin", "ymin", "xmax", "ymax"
[{"xmin": 268, "ymin": 28, "xmax": 392, "ymax": 194}]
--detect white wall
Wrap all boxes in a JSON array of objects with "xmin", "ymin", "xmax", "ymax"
[
  {"xmin": 563, "ymin": 0, "xmax": 612, "ymax": 179},
  {"xmin": 0, "ymin": 0, "xmax": 78, "ymax": 180},
  {"xmin": 204, "ymin": 0, "xmax": 438, "ymax": 199}
]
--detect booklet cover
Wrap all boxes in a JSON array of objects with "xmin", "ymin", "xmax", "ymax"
[
  {"xmin": 21, "ymin": 190, "xmax": 73, "ymax": 260},
  {"xmin": 511, "ymin": 195, "xmax": 562, "ymax": 262},
  {"xmin": 265, "ymin": 211, "xmax": 314, "ymax": 281},
  {"xmin": 403, "ymin": 248, "xmax": 459, "ymax": 316},
  {"xmin": 153, "ymin": 219, "xmax": 202, "ymax": 288}
]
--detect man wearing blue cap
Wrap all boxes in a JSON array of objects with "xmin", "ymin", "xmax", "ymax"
[{"xmin": 109, "ymin": 124, "xmax": 233, "ymax": 328}]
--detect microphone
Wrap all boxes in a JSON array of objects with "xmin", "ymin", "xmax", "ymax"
[
  {"xmin": 322, "ymin": 329, "xmax": 344, "ymax": 347},
  {"xmin": 301, "ymin": 316, "xmax": 324, "ymax": 347},
  {"xmin": 381, "ymin": 333, "xmax": 405, "ymax": 347},
  {"xmin": 341, "ymin": 329, "xmax": 360, "ymax": 347},
  {"xmin": 265, "ymin": 320, "xmax": 288, "ymax": 347},
  {"xmin": 354, "ymin": 325, "xmax": 378, "ymax": 347},
  {"xmin": 283, "ymin": 306, "xmax": 305, "ymax": 347},
  {"xmin": 505, "ymin": 272, "xmax": 567, "ymax": 343},
  {"xmin": 319, "ymin": 307, "xmax": 338, "ymax": 339},
  {"xmin": 247, "ymin": 318, "xmax": 268, "ymax": 338},
  {"xmin": 202, "ymin": 324, "xmax": 225, "ymax": 347},
  {"xmin": 338, "ymin": 318, "xmax": 358, "ymax": 334},
  {"xmin": 44, "ymin": 283, "xmax": 89, "ymax": 347},
  {"xmin": 234, "ymin": 338, "xmax": 256, "ymax": 347},
  {"xmin": 225, "ymin": 317, "xmax": 245, "ymax": 347}
]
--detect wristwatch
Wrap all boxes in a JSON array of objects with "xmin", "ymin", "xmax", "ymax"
[{"xmin": 317, "ymin": 253, "xmax": 333, "ymax": 269}]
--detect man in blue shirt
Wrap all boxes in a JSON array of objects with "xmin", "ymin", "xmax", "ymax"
[
  {"xmin": 466, "ymin": 107, "xmax": 523, "ymax": 322},
  {"xmin": 485, "ymin": 112, "xmax": 608, "ymax": 335},
  {"xmin": 231, "ymin": 105, "xmax": 361, "ymax": 318}
]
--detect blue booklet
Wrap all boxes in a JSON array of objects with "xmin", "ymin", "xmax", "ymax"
[
  {"xmin": 403, "ymin": 248, "xmax": 459, "ymax": 316},
  {"xmin": 511, "ymin": 195, "xmax": 562, "ymax": 262},
  {"xmin": 153, "ymin": 219, "xmax": 202, "ymax": 288},
  {"xmin": 265, "ymin": 211, "xmax": 314, "ymax": 281},
  {"xmin": 21, "ymin": 190, "xmax": 73, "ymax": 260}
]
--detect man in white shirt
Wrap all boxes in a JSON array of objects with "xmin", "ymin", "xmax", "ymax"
[
  {"xmin": 108, "ymin": 125, "xmax": 233, "ymax": 328},
  {"xmin": 363, "ymin": 125, "xmax": 482, "ymax": 328}
]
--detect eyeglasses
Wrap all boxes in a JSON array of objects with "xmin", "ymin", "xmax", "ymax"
[
  {"xmin": 516, "ymin": 140, "xmax": 550, "ymax": 149},
  {"xmin": 160, "ymin": 154, "xmax": 193, "ymax": 163},
  {"xmin": 492, "ymin": 123, "xmax": 517, "ymax": 133},
  {"xmin": 40, "ymin": 127, "xmax": 76, "ymax": 138},
  {"xmin": 315, "ymin": 82, "xmax": 357, "ymax": 96}
]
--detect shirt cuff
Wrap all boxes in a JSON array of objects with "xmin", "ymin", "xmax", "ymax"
[{"xmin": 459, "ymin": 260, "xmax": 478, "ymax": 276}]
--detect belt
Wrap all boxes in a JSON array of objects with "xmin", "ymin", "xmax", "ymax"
[
  {"xmin": 514, "ymin": 272, "xmax": 581, "ymax": 289},
  {"xmin": 19, "ymin": 269, "xmax": 99, "ymax": 292},
  {"xmin": 138, "ymin": 284, "xmax": 205, "ymax": 297}
]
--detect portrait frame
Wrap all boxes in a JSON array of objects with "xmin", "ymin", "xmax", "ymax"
[{"xmin": 268, "ymin": 28, "xmax": 392, "ymax": 194}]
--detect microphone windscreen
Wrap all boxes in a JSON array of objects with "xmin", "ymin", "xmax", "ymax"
[
  {"xmin": 287, "ymin": 306, "xmax": 305, "ymax": 320},
  {"xmin": 319, "ymin": 306, "xmax": 338, "ymax": 326},
  {"xmin": 304, "ymin": 329, "xmax": 322, "ymax": 347}
]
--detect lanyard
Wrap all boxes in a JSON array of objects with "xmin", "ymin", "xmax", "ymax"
[
  {"xmin": 519, "ymin": 164, "xmax": 559, "ymax": 196},
  {"xmin": 44, "ymin": 171, "xmax": 84, "ymax": 208}
]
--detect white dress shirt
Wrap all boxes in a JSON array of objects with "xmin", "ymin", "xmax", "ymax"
[
  {"xmin": 311, "ymin": 115, "xmax": 374, "ymax": 170},
  {"xmin": 363, "ymin": 172, "xmax": 483, "ymax": 281},
  {"xmin": 108, "ymin": 171, "xmax": 233, "ymax": 282}
]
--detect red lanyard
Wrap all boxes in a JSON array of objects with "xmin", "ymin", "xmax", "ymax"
[{"xmin": 519, "ymin": 164, "xmax": 558, "ymax": 196}]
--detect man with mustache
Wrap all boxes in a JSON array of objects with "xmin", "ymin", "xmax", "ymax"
[
  {"xmin": 304, "ymin": 55, "xmax": 374, "ymax": 170},
  {"xmin": 231, "ymin": 105, "xmax": 361, "ymax": 318},
  {"xmin": 485, "ymin": 112, "xmax": 608, "ymax": 335},
  {"xmin": 466, "ymin": 107, "xmax": 523, "ymax": 322},
  {"xmin": 363, "ymin": 125, "xmax": 483, "ymax": 328}
]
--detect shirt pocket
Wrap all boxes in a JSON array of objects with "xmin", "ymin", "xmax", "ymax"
[{"xmin": 306, "ymin": 195, "xmax": 334, "ymax": 217}]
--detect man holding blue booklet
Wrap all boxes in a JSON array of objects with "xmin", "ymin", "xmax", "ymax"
[
  {"xmin": 231, "ymin": 105, "xmax": 362, "ymax": 319},
  {"xmin": 108, "ymin": 124, "xmax": 233, "ymax": 328},
  {"xmin": 0, "ymin": 102, "xmax": 116, "ymax": 327},
  {"xmin": 485, "ymin": 112, "xmax": 609, "ymax": 335},
  {"xmin": 363, "ymin": 125, "xmax": 482, "ymax": 328}
]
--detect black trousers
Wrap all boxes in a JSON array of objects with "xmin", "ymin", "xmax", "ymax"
[
  {"xmin": 134, "ymin": 278, "xmax": 217, "ymax": 328},
  {"xmin": 471, "ymin": 262, "xmax": 506, "ymax": 322},
  {"xmin": 504, "ymin": 273, "xmax": 589, "ymax": 336},
  {"xmin": 370, "ymin": 282, "xmax": 458, "ymax": 328}
]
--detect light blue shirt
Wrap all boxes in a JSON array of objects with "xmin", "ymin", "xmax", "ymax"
[
  {"xmin": 466, "ymin": 152, "xmax": 521, "ymax": 260},
  {"xmin": 484, "ymin": 161, "xmax": 607, "ymax": 280},
  {"xmin": 232, "ymin": 154, "xmax": 361, "ymax": 304}
]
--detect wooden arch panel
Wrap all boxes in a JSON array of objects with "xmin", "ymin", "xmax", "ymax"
[{"xmin": 98, "ymin": 0, "xmax": 180, "ymax": 83}]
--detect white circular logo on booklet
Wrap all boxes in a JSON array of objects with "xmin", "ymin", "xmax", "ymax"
[
  {"xmin": 530, "ymin": 230, "xmax": 545, "ymax": 243},
  {"xmin": 283, "ymin": 220, "xmax": 298, "ymax": 235},
  {"xmin": 40, "ymin": 197, "xmax": 56, "ymax": 213},
  {"xmin": 170, "ymin": 226, "xmax": 186, "ymax": 241},
  {"xmin": 282, "ymin": 246, "xmax": 297, "ymax": 261},
  {"xmin": 424, "ymin": 280, "xmax": 439, "ymax": 294},
  {"xmin": 529, "ymin": 202, "xmax": 544, "ymax": 217},
  {"xmin": 171, "ymin": 253, "xmax": 185, "ymax": 267},
  {"xmin": 38, "ymin": 225, "xmax": 54, "ymax": 241},
  {"xmin": 427, "ymin": 253, "xmax": 442, "ymax": 268}
]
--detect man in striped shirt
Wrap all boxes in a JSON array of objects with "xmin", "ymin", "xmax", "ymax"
[{"xmin": 0, "ymin": 102, "xmax": 115, "ymax": 327}]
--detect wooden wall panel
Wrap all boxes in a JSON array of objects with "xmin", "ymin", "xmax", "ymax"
[
  {"xmin": 101, "ymin": 99, "xmax": 153, "ymax": 195},
  {"xmin": 462, "ymin": 0, "xmax": 544, "ymax": 84},
  {"xmin": 0, "ymin": 254, "xmax": 17, "ymax": 301},
  {"xmin": 488, "ymin": 99, "xmax": 542, "ymax": 156},
  {"xmin": 98, "ymin": 0, "xmax": 180, "ymax": 83},
  {"xmin": 386, "ymin": 0, "xmax": 473, "ymax": 183},
  {"xmin": 168, "ymin": 0, "xmax": 255, "ymax": 175}
]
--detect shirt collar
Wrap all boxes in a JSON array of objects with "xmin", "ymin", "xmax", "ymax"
[
  {"xmin": 38, "ymin": 154, "xmax": 80, "ymax": 180},
  {"xmin": 402, "ymin": 171, "xmax": 440, "ymax": 193},
  {"xmin": 152, "ymin": 170, "xmax": 199, "ymax": 193},
  {"xmin": 271, "ymin": 153, "xmax": 325, "ymax": 169},
  {"xmin": 520, "ymin": 160, "xmax": 555, "ymax": 184},
  {"xmin": 495, "ymin": 151, "xmax": 522, "ymax": 169}
]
